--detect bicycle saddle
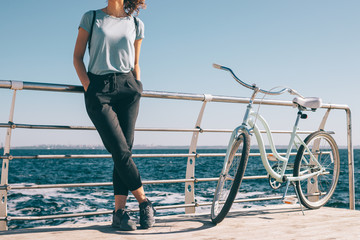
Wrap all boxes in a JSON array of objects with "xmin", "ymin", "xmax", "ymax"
[{"xmin": 293, "ymin": 97, "xmax": 322, "ymax": 109}]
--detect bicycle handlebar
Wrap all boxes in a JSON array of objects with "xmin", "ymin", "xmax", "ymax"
[{"xmin": 213, "ymin": 64, "xmax": 304, "ymax": 98}]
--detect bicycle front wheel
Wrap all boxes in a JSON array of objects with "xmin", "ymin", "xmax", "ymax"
[
  {"xmin": 293, "ymin": 131, "xmax": 340, "ymax": 209},
  {"xmin": 211, "ymin": 131, "xmax": 250, "ymax": 224}
]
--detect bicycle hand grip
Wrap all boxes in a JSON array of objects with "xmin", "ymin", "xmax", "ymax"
[{"xmin": 212, "ymin": 63, "xmax": 222, "ymax": 69}]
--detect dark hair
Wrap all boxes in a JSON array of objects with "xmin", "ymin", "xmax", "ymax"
[{"xmin": 124, "ymin": 0, "xmax": 146, "ymax": 16}]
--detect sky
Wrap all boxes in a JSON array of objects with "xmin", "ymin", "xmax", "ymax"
[{"xmin": 0, "ymin": 0, "xmax": 359, "ymax": 148}]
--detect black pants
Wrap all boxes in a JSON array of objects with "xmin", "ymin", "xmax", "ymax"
[{"xmin": 84, "ymin": 72, "xmax": 143, "ymax": 196}]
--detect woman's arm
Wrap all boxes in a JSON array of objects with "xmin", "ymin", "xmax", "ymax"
[
  {"xmin": 73, "ymin": 28, "xmax": 90, "ymax": 91},
  {"xmin": 132, "ymin": 39, "xmax": 143, "ymax": 81}
]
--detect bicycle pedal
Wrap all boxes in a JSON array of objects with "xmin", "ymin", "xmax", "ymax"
[
  {"xmin": 283, "ymin": 197, "xmax": 298, "ymax": 205},
  {"xmin": 267, "ymin": 154, "xmax": 277, "ymax": 161}
]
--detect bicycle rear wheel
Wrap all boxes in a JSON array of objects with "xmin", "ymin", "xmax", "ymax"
[
  {"xmin": 293, "ymin": 131, "xmax": 340, "ymax": 209},
  {"xmin": 211, "ymin": 131, "xmax": 250, "ymax": 224}
]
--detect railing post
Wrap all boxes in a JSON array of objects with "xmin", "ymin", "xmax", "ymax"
[
  {"xmin": 0, "ymin": 155, "xmax": 9, "ymax": 231},
  {"xmin": 185, "ymin": 94, "xmax": 212, "ymax": 214},
  {"xmin": 318, "ymin": 108, "xmax": 331, "ymax": 131},
  {"xmin": 0, "ymin": 82, "xmax": 22, "ymax": 231},
  {"xmin": 345, "ymin": 108, "xmax": 355, "ymax": 210}
]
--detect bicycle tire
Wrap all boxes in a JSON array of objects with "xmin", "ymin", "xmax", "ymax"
[
  {"xmin": 211, "ymin": 131, "xmax": 250, "ymax": 224},
  {"xmin": 293, "ymin": 131, "xmax": 340, "ymax": 209}
]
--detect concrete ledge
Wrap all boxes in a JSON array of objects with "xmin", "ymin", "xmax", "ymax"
[{"xmin": 1, "ymin": 205, "xmax": 359, "ymax": 239}]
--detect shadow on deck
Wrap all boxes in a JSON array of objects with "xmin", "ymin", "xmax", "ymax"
[{"xmin": 1, "ymin": 205, "xmax": 359, "ymax": 240}]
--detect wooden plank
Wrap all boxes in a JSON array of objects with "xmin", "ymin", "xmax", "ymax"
[{"xmin": 0, "ymin": 205, "xmax": 359, "ymax": 240}]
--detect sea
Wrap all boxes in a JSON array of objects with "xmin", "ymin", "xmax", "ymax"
[{"xmin": 3, "ymin": 148, "xmax": 359, "ymax": 230}]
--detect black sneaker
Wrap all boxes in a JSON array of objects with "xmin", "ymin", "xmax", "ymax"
[
  {"xmin": 112, "ymin": 209, "xmax": 137, "ymax": 231},
  {"xmin": 139, "ymin": 199, "xmax": 156, "ymax": 229}
]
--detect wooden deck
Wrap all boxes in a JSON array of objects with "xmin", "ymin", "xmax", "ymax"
[{"xmin": 0, "ymin": 205, "xmax": 359, "ymax": 240}]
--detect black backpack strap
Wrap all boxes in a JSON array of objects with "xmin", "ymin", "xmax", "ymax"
[
  {"xmin": 88, "ymin": 10, "xmax": 96, "ymax": 53},
  {"xmin": 133, "ymin": 16, "xmax": 138, "ymax": 38}
]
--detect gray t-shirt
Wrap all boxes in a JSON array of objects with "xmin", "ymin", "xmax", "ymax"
[{"xmin": 79, "ymin": 10, "xmax": 145, "ymax": 75}]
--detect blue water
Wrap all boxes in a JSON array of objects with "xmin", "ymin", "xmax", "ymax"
[{"xmin": 3, "ymin": 148, "xmax": 359, "ymax": 229}]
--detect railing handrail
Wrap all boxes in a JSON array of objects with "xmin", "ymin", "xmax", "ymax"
[{"xmin": 0, "ymin": 79, "xmax": 350, "ymax": 110}]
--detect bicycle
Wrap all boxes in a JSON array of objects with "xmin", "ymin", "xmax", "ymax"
[{"xmin": 210, "ymin": 64, "xmax": 340, "ymax": 224}]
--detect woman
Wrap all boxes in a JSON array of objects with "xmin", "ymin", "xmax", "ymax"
[{"xmin": 73, "ymin": 0, "xmax": 154, "ymax": 231}]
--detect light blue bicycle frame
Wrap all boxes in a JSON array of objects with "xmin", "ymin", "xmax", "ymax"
[{"xmin": 224, "ymin": 91, "xmax": 328, "ymax": 184}]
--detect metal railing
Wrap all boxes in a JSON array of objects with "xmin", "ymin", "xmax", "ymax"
[{"xmin": 0, "ymin": 80, "xmax": 355, "ymax": 231}]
